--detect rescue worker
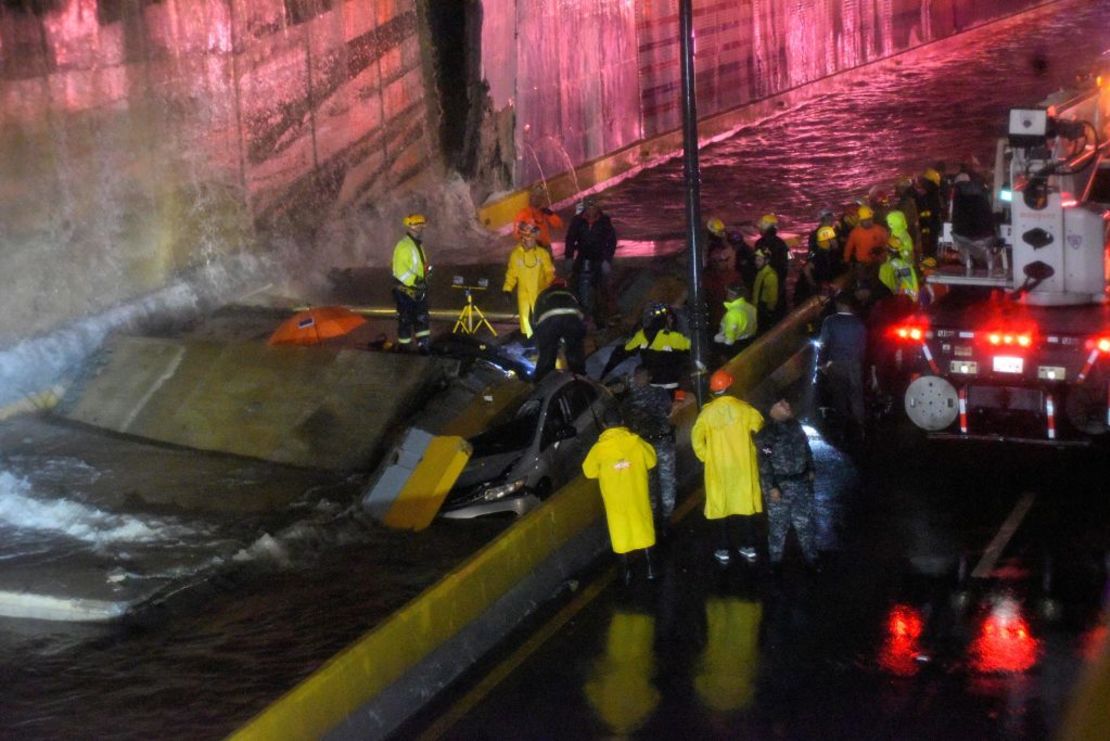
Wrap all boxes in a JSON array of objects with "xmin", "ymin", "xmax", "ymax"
[
  {"xmin": 705, "ymin": 217, "xmax": 741, "ymax": 330},
  {"xmin": 842, "ymin": 204, "xmax": 888, "ymax": 278},
  {"xmin": 817, "ymin": 292, "xmax": 868, "ymax": 445},
  {"xmin": 951, "ymin": 171, "xmax": 999, "ymax": 275},
  {"xmin": 893, "ymin": 176, "xmax": 922, "ymax": 259},
  {"xmin": 714, "ymin": 283, "xmax": 757, "ymax": 358},
  {"xmin": 692, "ymin": 369, "xmax": 764, "ymax": 565},
  {"xmin": 620, "ymin": 365, "xmax": 676, "ymax": 531},
  {"xmin": 531, "ymin": 279, "xmax": 587, "ymax": 381},
  {"xmin": 391, "ymin": 213, "xmax": 432, "ymax": 353},
  {"xmin": 755, "ymin": 398, "xmax": 819, "ymax": 571},
  {"xmin": 502, "ymin": 221, "xmax": 555, "ymax": 338},
  {"xmin": 878, "ymin": 238, "xmax": 920, "ymax": 301},
  {"xmin": 514, "ymin": 184, "xmax": 563, "ymax": 253},
  {"xmin": 752, "ymin": 248, "xmax": 779, "ymax": 335},
  {"xmin": 582, "ymin": 408, "xmax": 658, "ymax": 584},
  {"xmin": 917, "ymin": 167, "xmax": 944, "ymax": 259},
  {"xmin": 755, "ymin": 213, "xmax": 790, "ymax": 316},
  {"xmin": 618, "ymin": 303, "xmax": 691, "ymax": 393},
  {"xmin": 565, "ymin": 196, "xmax": 618, "ymax": 325},
  {"xmin": 795, "ymin": 225, "xmax": 840, "ymax": 305},
  {"xmin": 886, "ymin": 210, "xmax": 915, "ymax": 262}
]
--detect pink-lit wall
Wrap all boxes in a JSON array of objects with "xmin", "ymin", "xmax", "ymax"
[{"xmin": 487, "ymin": 0, "xmax": 1055, "ymax": 185}]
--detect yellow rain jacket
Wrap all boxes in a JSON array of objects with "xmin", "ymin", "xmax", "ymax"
[
  {"xmin": 753, "ymin": 264, "xmax": 778, "ymax": 313},
  {"xmin": 584, "ymin": 610, "xmax": 660, "ymax": 735},
  {"xmin": 879, "ymin": 253, "xmax": 920, "ymax": 300},
  {"xmin": 886, "ymin": 210, "xmax": 915, "ymax": 262},
  {"xmin": 391, "ymin": 234, "xmax": 427, "ymax": 287},
  {"xmin": 503, "ymin": 244, "xmax": 555, "ymax": 337},
  {"xmin": 695, "ymin": 598, "xmax": 762, "ymax": 713},
  {"xmin": 583, "ymin": 427, "xmax": 657, "ymax": 554},
  {"xmin": 692, "ymin": 395, "xmax": 764, "ymax": 518},
  {"xmin": 719, "ymin": 296, "xmax": 757, "ymax": 344}
]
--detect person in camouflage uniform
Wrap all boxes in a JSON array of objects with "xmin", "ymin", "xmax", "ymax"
[
  {"xmin": 755, "ymin": 398, "xmax": 819, "ymax": 568},
  {"xmin": 620, "ymin": 366, "xmax": 676, "ymax": 528}
]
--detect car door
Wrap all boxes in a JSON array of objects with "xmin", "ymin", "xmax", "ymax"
[{"xmin": 538, "ymin": 390, "xmax": 581, "ymax": 487}]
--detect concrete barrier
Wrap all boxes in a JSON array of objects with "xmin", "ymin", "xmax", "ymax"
[
  {"xmin": 230, "ymin": 294, "xmax": 829, "ymax": 740},
  {"xmin": 56, "ymin": 337, "xmax": 442, "ymax": 471}
]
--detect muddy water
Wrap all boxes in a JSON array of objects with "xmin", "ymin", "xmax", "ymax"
[{"xmin": 2, "ymin": 1, "xmax": 1110, "ymax": 738}]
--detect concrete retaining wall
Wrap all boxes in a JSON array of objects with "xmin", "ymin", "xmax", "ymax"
[{"xmin": 230, "ymin": 293, "xmax": 830, "ymax": 740}]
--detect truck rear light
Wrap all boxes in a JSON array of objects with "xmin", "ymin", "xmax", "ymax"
[
  {"xmin": 1096, "ymin": 337, "xmax": 1110, "ymax": 353},
  {"xmin": 986, "ymin": 332, "xmax": 1033, "ymax": 348},
  {"xmin": 892, "ymin": 323, "xmax": 927, "ymax": 342}
]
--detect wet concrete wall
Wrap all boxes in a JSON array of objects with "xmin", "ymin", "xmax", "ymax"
[
  {"xmin": 0, "ymin": 0, "xmax": 434, "ymax": 343},
  {"xmin": 482, "ymin": 0, "xmax": 1056, "ymax": 186}
]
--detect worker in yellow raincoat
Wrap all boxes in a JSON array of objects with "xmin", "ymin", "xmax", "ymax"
[
  {"xmin": 583, "ymin": 410, "xmax": 658, "ymax": 583},
  {"xmin": 692, "ymin": 368, "xmax": 764, "ymax": 566},
  {"xmin": 503, "ymin": 221, "xmax": 555, "ymax": 338}
]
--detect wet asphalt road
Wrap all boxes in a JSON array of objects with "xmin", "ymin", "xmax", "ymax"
[{"xmin": 403, "ymin": 398, "xmax": 1110, "ymax": 741}]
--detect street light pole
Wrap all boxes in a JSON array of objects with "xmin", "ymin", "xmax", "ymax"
[{"xmin": 679, "ymin": 0, "xmax": 709, "ymax": 405}]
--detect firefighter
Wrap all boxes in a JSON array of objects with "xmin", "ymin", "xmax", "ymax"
[
  {"xmin": 582, "ymin": 408, "xmax": 658, "ymax": 584},
  {"xmin": 705, "ymin": 217, "xmax": 741, "ymax": 330},
  {"xmin": 843, "ymin": 204, "xmax": 889, "ymax": 282},
  {"xmin": 755, "ymin": 213, "xmax": 790, "ymax": 316},
  {"xmin": 692, "ymin": 369, "xmax": 765, "ymax": 565},
  {"xmin": 817, "ymin": 292, "xmax": 868, "ymax": 445},
  {"xmin": 755, "ymin": 398, "xmax": 819, "ymax": 571},
  {"xmin": 886, "ymin": 210, "xmax": 915, "ymax": 262},
  {"xmin": 752, "ymin": 249, "xmax": 779, "ymax": 335},
  {"xmin": 391, "ymin": 213, "xmax": 431, "ymax": 353},
  {"xmin": 917, "ymin": 167, "xmax": 944, "ymax": 259},
  {"xmin": 714, "ymin": 283, "xmax": 757, "ymax": 358},
  {"xmin": 893, "ymin": 176, "xmax": 922, "ymax": 258},
  {"xmin": 565, "ymin": 196, "xmax": 618, "ymax": 325},
  {"xmin": 503, "ymin": 221, "xmax": 555, "ymax": 338},
  {"xmin": 620, "ymin": 365, "xmax": 677, "ymax": 530},
  {"xmin": 531, "ymin": 279, "xmax": 587, "ymax": 381},
  {"xmin": 619, "ymin": 303, "xmax": 691, "ymax": 392},
  {"xmin": 514, "ymin": 184, "xmax": 563, "ymax": 253}
]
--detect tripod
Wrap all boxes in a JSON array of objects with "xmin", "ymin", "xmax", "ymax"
[{"xmin": 452, "ymin": 283, "xmax": 497, "ymax": 336}]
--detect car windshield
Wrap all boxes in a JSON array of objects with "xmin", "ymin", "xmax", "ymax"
[{"xmin": 469, "ymin": 398, "xmax": 542, "ymax": 457}]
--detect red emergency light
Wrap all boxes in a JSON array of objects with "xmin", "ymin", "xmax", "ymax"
[
  {"xmin": 979, "ymin": 321, "xmax": 1037, "ymax": 350},
  {"xmin": 969, "ymin": 600, "xmax": 1038, "ymax": 674},
  {"xmin": 1085, "ymin": 335, "xmax": 1110, "ymax": 353},
  {"xmin": 890, "ymin": 321, "xmax": 928, "ymax": 343}
]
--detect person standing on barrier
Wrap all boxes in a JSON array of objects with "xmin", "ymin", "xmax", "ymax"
[
  {"xmin": 756, "ymin": 398, "xmax": 819, "ymax": 573},
  {"xmin": 693, "ymin": 369, "xmax": 765, "ymax": 566},
  {"xmin": 817, "ymin": 292, "xmax": 868, "ymax": 445},
  {"xmin": 620, "ymin": 366, "xmax": 677, "ymax": 534},
  {"xmin": 503, "ymin": 221, "xmax": 555, "ymax": 340},
  {"xmin": 565, "ymin": 196, "xmax": 618, "ymax": 326},
  {"xmin": 392, "ymin": 213, "xmax": 432, "ymax": 353},
  {"xmin": 583, "ymin": 409, "xmax": 658, "ymax": 584},
  {"xmin": 531, "ymin": 279, "xmax": 587, "ymax": 381}
]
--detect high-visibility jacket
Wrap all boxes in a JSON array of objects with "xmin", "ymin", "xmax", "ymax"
[
  {"xmin": 514, "ymin": 205, "xmax": 563, "ymax": 248},
  {"xmin": 719, "ymin": 297, "xmax": 757, "ymax": 344},
  {"xmin": 844, "ymin": 223, "xmax": 889, "ymax": 264},
  {"xmin": 624, "ymin": 328, "xmax": 691, "ymax": 388},
  {"xmin": 692, "ymin": 395, "xmax": 764, "ymax": 519},
  {"xmin": 886, "ymin": 210, "xmax": 915, "ymax": 262},
  {"xmin": 582, "ymin": 426, "xmax": 657, "ymax": 554},
  {"xmin": 391, "ymin": 234, "xmax": 427, "ymax": 287},
  {"xmin": 503, "ymin": 244, "xmax": 555, "ymax": 337},
  {"xmin": 753, "ymin": 265, "xmax": 778, "ymax": 313},
  {"xmin": 879, "ymin": 255, "xmax": 919, "ymax": 300}
]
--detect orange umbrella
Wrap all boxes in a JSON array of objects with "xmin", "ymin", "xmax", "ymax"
[{"xmin": 268, "ymin": 306, "xmax": 367, "ymax": 346}]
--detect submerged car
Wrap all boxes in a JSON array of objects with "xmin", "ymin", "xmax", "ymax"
[{"xmin": 440, "ymin": 372, "xmax": 617, "ymax": 519}]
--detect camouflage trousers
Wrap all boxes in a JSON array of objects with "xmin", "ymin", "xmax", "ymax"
[
  {"xmin": 648, "ymin": 437, "xmax": 676, "ymax": 522},
  {"xmin": 766, "ymin": 479, "xmax": 818, "ymax": 564}
]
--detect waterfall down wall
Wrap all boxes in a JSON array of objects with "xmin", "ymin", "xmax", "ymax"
[
  {"xmin": 0, "ymin": 0, "xmax": 434, "ymax": 344},
  {"xmin": 481, "ymin": 0, "xmax": 1056, "ymax": 187},
  {"xmin": 0, "ymin": 0, "xmax": 1060, "ymax": 347}
]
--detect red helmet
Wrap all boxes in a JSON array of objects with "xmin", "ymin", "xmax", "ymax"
[{"xmin": 709, "ymin": 369, "xmax": 734, "ymax": 393}]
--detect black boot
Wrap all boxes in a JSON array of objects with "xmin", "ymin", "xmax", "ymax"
[
  {"xmin": 620, "ymin": 554, "xmax": 633, "ymax": 586},
  {"xmin": 644, "ymin": 548, "xmax": 657, "ymax": 581}
]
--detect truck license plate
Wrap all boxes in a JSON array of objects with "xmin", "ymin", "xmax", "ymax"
[{"xmin": 993, "ymin": 355, "xmax": 1024, "ymax": 374}]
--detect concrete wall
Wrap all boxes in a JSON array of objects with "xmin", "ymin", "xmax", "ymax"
[{"xmin": 0, "ymin": 0, "xmax": 435, "ymax": 343}]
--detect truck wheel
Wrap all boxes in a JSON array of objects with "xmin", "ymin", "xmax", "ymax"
[{"xmin": 904, "ymin": 375, "xmax": 960, "ymax": 432}]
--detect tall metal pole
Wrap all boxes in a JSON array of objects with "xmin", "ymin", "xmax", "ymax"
[{"xmin": 679, "ymin": 0, "xmax": 709, "ymax": 405}]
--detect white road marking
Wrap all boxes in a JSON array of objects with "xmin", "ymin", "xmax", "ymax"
[{"xmin": 972, "ymin": 491, "xmax": 1036, "ymax": 579}]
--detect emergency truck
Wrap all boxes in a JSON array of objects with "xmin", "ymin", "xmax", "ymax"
[{"xmin": 891, "ymin": 53, "xmax": 1110, "ymax": 444}]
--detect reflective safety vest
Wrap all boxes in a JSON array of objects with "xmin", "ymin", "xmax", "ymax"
[
  {"xmin": 879, "ymin": 256, "xmax": 919, "ymax": 300},
  {"xmin": 753, "ymin": 265, "xmax": 778, "ymax": 312},
  {"xmin": 624, "ymin": 328, "xmax": 691, "ymax": 353},
  {"xmin": 392, "ymin": 234, "xmax": 427, "ymax": 287},
  {"xmin": 719, "ymin": 297, "xmax": 757, "ymax": 344}
]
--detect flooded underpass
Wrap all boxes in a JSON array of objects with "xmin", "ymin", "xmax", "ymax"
[{"xmin": 2, "ymin": 0, "xmax": 1110, "ymax": 738}]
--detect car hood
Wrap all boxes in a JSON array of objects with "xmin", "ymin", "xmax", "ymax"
[{"xmin": 453, "ymin": 450, "xmax": 522, "ymax": 489}]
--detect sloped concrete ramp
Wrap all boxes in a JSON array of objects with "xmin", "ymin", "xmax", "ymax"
[{"xmin": 57, "ymin": 337, "xmax": 439, "ymax": 471}]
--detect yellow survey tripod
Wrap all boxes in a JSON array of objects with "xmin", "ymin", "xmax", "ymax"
[{"xmin": 451, "ymin": 276, "xmax": 497, "ymax": 336}]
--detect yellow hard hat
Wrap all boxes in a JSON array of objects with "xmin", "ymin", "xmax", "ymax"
[
  {"xmin": 920, "ymin": 257, "xmax": 938, "ymax": 271},
  {"xmin": 758, "ymin": 213, "xmax": 778, "ymax": 231},
  {"xmin": 922, "ymin": 168, "xmax": 942, "ymax": 186},
  {"xmin": 816, "ymin": 226, "xmax": 837, "ymax": 245},
  {"xmin": 857, "ymin": 205, "xmax": 875, "ymax": 221},
  {"xmin": 403, "ymin": 213, "xmax": 427, "ymax": 228},
  {"xmin": 707, "ymin": 217, "xmax": 726, "ymax": 237}
]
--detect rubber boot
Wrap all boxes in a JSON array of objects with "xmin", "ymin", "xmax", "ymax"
[
  {"xmin": 644, "ymin": 548, "xmax": 657, "ymax": 581},
  {"xmin": 620, "ymin": 554, "xmax": 633, "ymax": 586}
]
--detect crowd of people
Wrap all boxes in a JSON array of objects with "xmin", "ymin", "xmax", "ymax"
[{"xmin": 389, "ymin": 161, "xmax": 1000, "ymax": 580}]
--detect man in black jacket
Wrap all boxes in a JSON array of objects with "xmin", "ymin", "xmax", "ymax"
[
  {"xmin": 951, "ymin": 171, "xmax": 998, "ymax": 275},
  {"xmin": 531, "ymin": 280, "xmax": 587, "ymax": 381},
  {"xmin": 817, "ymin": 292, "xmax": 868, "ymax": 444},
  {"xmin": 565, "ymin": 196, "xmax": 618, "ymax": 325}
]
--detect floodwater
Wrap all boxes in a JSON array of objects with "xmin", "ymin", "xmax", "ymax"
[{"xmin": 2, "ymin": 0, "xmax": 1110, "ymax": 738}]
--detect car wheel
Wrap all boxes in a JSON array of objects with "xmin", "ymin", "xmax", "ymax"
[{"xmin": 534, "ymin": 478, "xmax": 553, "ymax": 500}]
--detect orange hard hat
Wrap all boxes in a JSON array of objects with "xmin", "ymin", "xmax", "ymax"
[{"xmin": 709, "ymin": 369, "xmax": 734, "ymax": 394}]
